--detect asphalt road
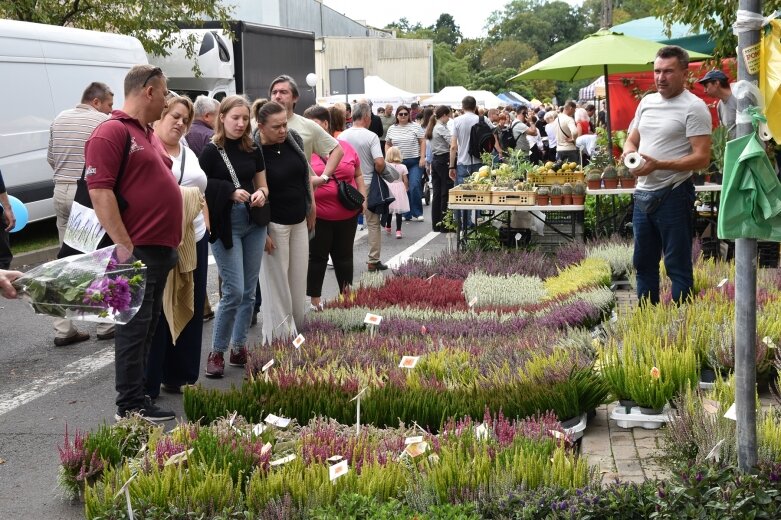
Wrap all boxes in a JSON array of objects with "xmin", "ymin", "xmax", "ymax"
[{"xmin": 0, "ymin": 204, "xmax": 453, "ymax": 519}]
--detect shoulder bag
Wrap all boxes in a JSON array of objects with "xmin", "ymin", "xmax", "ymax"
[
  {"xmin": 217, "ymin": 147, "xmax": 270, "ymax": 227},
  {"xmin": 335, "ymin": 176, "xmax": 364, "ymax": 211}
]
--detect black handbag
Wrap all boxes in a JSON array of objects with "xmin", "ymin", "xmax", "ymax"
[
  {"xmin": 336, "ymin": 178, "xmax": 364, "ymax": 211},
  {"xmin": 217, "ymin": 146, "xmax": 270, "ymax": 227},
  {"xmin": 57, "ymin": 126, "xmax": 131, "ymax": 258}
]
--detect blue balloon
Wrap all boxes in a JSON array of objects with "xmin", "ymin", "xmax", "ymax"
[{"xmin": 7, "ymin": 195, "xmax": 28, "ymax": 233}]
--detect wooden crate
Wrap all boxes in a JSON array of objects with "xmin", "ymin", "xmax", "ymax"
[
  {"xmin": 490, "ymin": 190, "xmax": 536, "ymax": 206},
  {"xmin": 448, "ymin": 187, "xmax": 491, "ymax": 205},
  {"xmin": 529, "ymin": 172, "xmax": 585, "ymax": 185}
]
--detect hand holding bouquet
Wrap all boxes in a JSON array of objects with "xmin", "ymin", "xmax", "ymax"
[{"xmin": 11, "ymin": 245, "xmax": 146, "ymax": 324}]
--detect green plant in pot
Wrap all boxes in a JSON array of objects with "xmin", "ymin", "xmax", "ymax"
[
  {"xmin": 602, "ymin": 165, "xmax": 618, "ymax": 189},
  {"xmin": 572, "ymin": 181, "xmax": 586, "ymax": 205},
  {"xmin": 549, "ymin": 183, "xmax": 563, "ymax": 205},
  {"xmin": 599, "ymin": 341, "xmax": 635, "ymax": 413},
  {"xmin": 561, "ymin": 182, "xmax": 573, "ymax": 204},
  {"xmin": 586, "ymin": 170, "xmax": 602, "ymax": 189},
  {"xmin": 536, "ymin": 186, "xmax": 550, "ymax": 205},
  {"xmin": 618, "ymin": 165, "xmax": 635, "ymax": 189}
]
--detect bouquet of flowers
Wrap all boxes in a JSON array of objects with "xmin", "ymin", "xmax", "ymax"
[{"xmin": 11, "ymin": 245, "xmax": 146, "ymax": 324}]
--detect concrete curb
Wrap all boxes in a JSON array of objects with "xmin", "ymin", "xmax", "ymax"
[{"xmin": 10, "ymin": 246, "xmax": 60, "ymax": 269}]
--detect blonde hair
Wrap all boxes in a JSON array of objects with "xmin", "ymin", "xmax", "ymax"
[
  {"xmin": 213, "ymin": 95, "xmax": 254, "ymax": 152},
  {"xmin": 385, "ymin": 146, "xmax": 402, "ymax": 163},
  {"xmin": 160, "ymin": 94, "xmax": 194, "ymax": 133}
]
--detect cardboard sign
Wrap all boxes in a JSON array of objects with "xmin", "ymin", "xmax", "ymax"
[
  {"xmin": 270, "ymin": 454, "xmax": 296, "ymax": 467},
  {"xmin": 399, "ymin": 355, "xmax": 420, "ymax": 369},
  {"xmin": 292, "ymin": 334, "xmax": 305, "ymax": 349},
  {"xmin": 364, "ymin": 313, "xmax": 383, "ymax": 326},
  {"xmin": 264, "ymin": 413, "xmax": 291, "ymax": 428},
  {"xmin": 329, "ymin": 460, "xmax": 348, "ymax": 481}
]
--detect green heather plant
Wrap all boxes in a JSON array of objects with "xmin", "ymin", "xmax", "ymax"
[
  {"xmin": 543, "ymin": 258, "xmax": 612, "ymax": 299},
  {"xmin": 462, "ymin": 272, "xmax": 546, "ymax": 308}
]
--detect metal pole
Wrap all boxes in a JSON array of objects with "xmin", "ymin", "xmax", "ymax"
[
  {"xmin": 604, "ymin": 65, "xmax": 613, "ymax": 161},
  {"xmin": 735, "ymin": 0, "xmax": 761, "ymax": 473},
  {"xmin": 344, "ymin": 66, "xmax": 349, "ymax": 104}
]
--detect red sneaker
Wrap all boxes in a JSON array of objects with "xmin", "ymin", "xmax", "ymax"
[
  {"xmin": 229, "ymin": 347, "xmax": 248, "ymax": 367},
  {"xmin": 205, "ymin": 351, "xmax": 225, "ymax": 377}
]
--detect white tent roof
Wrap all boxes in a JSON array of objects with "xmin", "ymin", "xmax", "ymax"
[
  {"xmin": 421, "ymin": 86, "xmax": 503, "ymax": 109},
  {"xmin": 579, "ymin": 76, "xmax": 605, "ymax": 100},
  {"xmin": 321, "ymin": 75, "xmax": 418, "ymax": 106}
]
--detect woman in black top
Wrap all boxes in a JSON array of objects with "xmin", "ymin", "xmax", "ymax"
[
  {"xmin": 200, "ymin": 95, "xmax": 268, "ymax": 377},
  {"xmin": 252, "ymin": 100, "xmax": 315, "ymax": 344}
]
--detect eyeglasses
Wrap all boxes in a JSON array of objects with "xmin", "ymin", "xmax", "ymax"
[
  {"xmin": 142, "ymin": 67, "xmax": 163, "ymax": 87},
  {"xmin": 397, "ymin": 113, "xmax": 409, "ymax": 117}
]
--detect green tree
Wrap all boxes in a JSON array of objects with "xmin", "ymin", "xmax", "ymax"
[
  {"xmin": 433, "ymin": 43, "xmax": 470, "ymax": 91},
  {"xmin": 433, "ymin": 13, "xmax": 462, "ymax": 48},
  {"xmin": 480, "ymin": 40, "xmax": 537, "ymax": 70},
  {"xmin": 648, "ymin": 0, "xmax": 781, "ymax": 62},
  {"xmin": 507, "ymin": 57, "xmax": 557, "ymax": 101},
  {"xmin": 455, "ymin": 38, "xmax": 485, "ymax": 72},
  {"xmin": 1, "ymin": 0, "xmax": 233, "ymax": 63}
]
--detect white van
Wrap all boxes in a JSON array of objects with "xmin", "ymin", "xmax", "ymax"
[{"xmin": 0, "ymin": 20, "xmax": 147, "ymax": 223}]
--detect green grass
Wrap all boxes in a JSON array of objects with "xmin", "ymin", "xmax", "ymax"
[{"xmin": 9, "ymin": 218, "xmax": 59, "ymax": 255}]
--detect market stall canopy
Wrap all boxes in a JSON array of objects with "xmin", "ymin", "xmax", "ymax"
[
  {"xmin": 498, "ymin": 91, "xmax": 531, "ymax": 106},
  {"xmin": 579, "ymin": 76, "xmax": 605, "ymax": 100},
  {"xmin": 321, "ymin": 75, "xmax": 418, "ymax": 106},
  {"xmin": 611, "ymin": 16, "xmax": 715, "ymax": 55},
  {"xmin": 422, "ymin": 86, "xmax": 470, "ymax": 107}
]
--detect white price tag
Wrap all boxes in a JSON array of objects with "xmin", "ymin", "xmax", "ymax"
[
  {"xmin": 264, "ymin": 413, "xmax": 291, "ymax": 428},
  {"xmin": 399, "ymin": 355, "xmax": 420, "ymax": 369},
  {"xmin": 252, "ymin": 423, "xmax": 265, "ymax": 436},
  {"xmin": 262, "ymin": 359, "xmax": 274, "ymax": 372},
  {"xmin": 405, "ymin": 435, "xmax": 424, "ymax": 445},
  {"xmin": 270, "ymin": 454, "xmax": 296, "ymax": 467},
  {"xmin": 327, "ymin": 455, "xmax": 343, "ymax": 462},
  {"xmin": 724, "ymin": 403, "xmax": 737, "ymax": 421},
  {"xmin": 763, "ymin": 336, "xmax": 776, "ymax": 348},
  {"xmin": 717, "ymin": 278, "xmax": 729, "ymax": 288},
  {"xmin": 292, "ymin": 334, "xmax": 305, "ymax": 349},
  {"xmin": 468, "ymin": 296, "xmax": 478, "ymax": 308},
  {"xmin": 364, "ymin": 313, "xmax": 383, "ymax": 326},
  {"xmin": 403, "ymin": 441, "xmax": 428, "ymax": 458},
  {"xmin": 329, "ymin": 460, "xmax": 348, "ymax": 481}
]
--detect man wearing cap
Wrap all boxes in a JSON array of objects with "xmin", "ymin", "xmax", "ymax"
[{"xmin": 698, "ymin": 70, "xmax": 736, "ymax": 139}]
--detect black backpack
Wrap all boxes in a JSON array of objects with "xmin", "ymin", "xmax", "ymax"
[
  {"xmin": 468, "ymin": 115, "xmax": 495, "ymax": 159},
  {"xmin": 500, "ymin": 121, "xmax": 520, "ymax": 150}
]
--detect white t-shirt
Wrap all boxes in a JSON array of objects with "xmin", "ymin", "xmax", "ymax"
[
  {"xmin": 340, "ymin": 126, "xmax": 384, "ymax": 184},
  {"xmin": 170, "ymin": 144, "xmax": 207, "ymax": 240},
  {"xmin": 634, "ymin": 90, "xmax": 712, "ymax": 191},
  {"xmin": 287, "ymin": 113, "xmax": 339, "ymax": 160},
  {"xmin": 555, "ymin": 113, "xmax": 578, "ymax": 151},
  {"xmin": 385, "ymin": 123, "xmax": 425, "ymax": 160},
  {"xmin": 452, "ymin": 111, "xmax": 481, "ymax": 165}
]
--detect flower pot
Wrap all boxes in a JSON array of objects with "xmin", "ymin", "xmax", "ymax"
[
  {"xmin": 700, "ymin": 367, "xmax": 717, "ymax": 383},
  {"xmin": 562, "ymin": 194, "xmax": 572, "ymax": 205},
  {"xmin": 603, "ymin": 179, "xmax": 619, "ymax": 189},
  {"xmin": 618, "ymin": 399, "xmax": 636, "ymax": 414},
  {"xmin": 572, "ymin": 194, "xmax": 585, "ymax": 205},
  {"xmin": 536, "ymin": 195, "xmax": 549, "ymax": 206},
  {"xmin": 550, "ymin": 195, "xmax": 562, "ymax": 206},
  {"xmin": 559, "ymin": 415, "xmax": 581, "ymax": 429},
  {"xmin": 620, "ymin": 178, "xmax": 635, "ymax": 189},
  {"xmin": 587, "ymin": 180, "xmax": 601, "ymax": 190},
  {"xmin": 704, "ymin": 174, "xmax": 712, "ymax": 184},
  {"xmin": 637, "ymin": 406, "xmax": 664, "ymax": 415}
]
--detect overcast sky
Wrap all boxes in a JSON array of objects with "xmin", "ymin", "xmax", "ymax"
[{"xmin": 322, "ymin": 0, "xmax": 584, "ymax": 39}]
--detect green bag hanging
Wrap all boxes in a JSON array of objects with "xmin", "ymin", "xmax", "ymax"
[{"xmin": 717, "ymin": 111, "xmax": 781, "ymax": 241}]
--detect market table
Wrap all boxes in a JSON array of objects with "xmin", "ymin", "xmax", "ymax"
[{"xmin": 449, "ymin": 203, "xmax": 585, "ymax": 250}]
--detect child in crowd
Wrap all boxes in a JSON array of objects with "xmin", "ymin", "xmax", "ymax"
[{"xmin": 381, "ymin": 146, "xmax": 410, "ymax": 239}]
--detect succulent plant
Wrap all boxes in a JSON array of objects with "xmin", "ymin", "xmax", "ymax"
[
  {"xmin": 550, "ymin": 183, "xmax": 563, "ymax": 196},
  {"xmin": 602, "ymin": 165, "xmax": 617, "ymax": 179},
  {"xmin": 536, "ymin": 186, "xmax": 550, "ymax": 196},
  {"xmin": 561, "ymin": 182, "xmax": 573, "ymax": 195},
  {"xmin": 617, "ymin": 165, "xmax": 632, "ymax": 178},
  {"xmin": 573, "ymin": 181, "xmax": 586, "ymax": 195},
  {"xmin": 586, "ymin": 171, "xmax": 602, "ymax": 181}
]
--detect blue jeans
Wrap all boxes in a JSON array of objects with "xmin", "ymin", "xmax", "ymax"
[
  {"xmin": 402, "ymin": 157, "xmax": 423, "ymax": 219},
  {"xmin": 632, "ymin": 181, "xmax": 695, "ymax": 304},
  {"xmin": 456, "ymin": 163, "xmax": 482, "ymax": 227},
  {"xmin": 211, "ymin": 204, "xmax": 267, "ymax": 352}
]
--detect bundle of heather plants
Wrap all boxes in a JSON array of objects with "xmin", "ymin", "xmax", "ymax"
[
  {"xmin": 325, "ymin": 276, "xmax": 466, "ymax": 311},
  {"xmin": 586, "ymin": 239, "xmax": 634, "ymax": 278},
  {"xmin": 544, "ymin": 257, "xmax": 612, "ymax": 299},
  {"xmin": 393, "ymin": 249, "xmax": 558, "ymax": 280}
]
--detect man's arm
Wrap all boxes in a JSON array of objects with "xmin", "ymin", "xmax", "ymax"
[
  {"xmin": 90, "ymin": 189, "xmax": 133, "ymax": 253},
  {"xmin": 322, "ymin": 142, "xmax": 344, "ymax": 178},
  {"xmin": 0, "ymin": 191, "xmax": 15, "ymax": 232},
  {"xmin": 373, "ymin": 156, "xmax": 386, "ymax": 174},
  {"xmin": 629, "ymin": 134, "xmax": 712, "ymax": 177},
  {"xmin": 449, "ymin": 134, "xmax": 458, "ymax": 180}
]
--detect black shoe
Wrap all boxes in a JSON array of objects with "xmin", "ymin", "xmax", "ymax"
[
  {"xmin": 203, "ymin": 310, "xmax": 215, "ymax": 322},
  {"xmin": 115, "ymin": 398, "xmax": 175, "ymax": 422},
  {"xmin": 367, "ymin": 261, "xmax": 389, "ymax": 272},
  {"xmin": 161, "ymin": 383, "xmax": 182, "ymax": 394},
  {"xmin": 251, "ymin": 312, "xmax": 258, "ymax": 327}
]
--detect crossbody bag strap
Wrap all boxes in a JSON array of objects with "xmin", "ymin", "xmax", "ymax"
[
  {"xmin": 557, "ymin": 117, "xmax": 571, "ymax": 139},
  {"xmin": 217, "ymin": 147, "xmax": 241, "ymax": 189},
  {"xmin": 178, "ymin": 146, "xmax": 187, "ymax": 185}
]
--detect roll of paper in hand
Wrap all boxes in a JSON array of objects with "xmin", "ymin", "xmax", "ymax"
[{"xmin": 624, "ymin": 152, "xmax": 646, "ymax": 171}]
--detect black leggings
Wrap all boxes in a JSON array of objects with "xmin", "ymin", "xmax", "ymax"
[
  {"xmin": 306, "ymin": 215, "xmax": 359, "ymax": 297},
  {"xmin": 381, "ymin": 213, "xmax": 402, "ymax": 231}
]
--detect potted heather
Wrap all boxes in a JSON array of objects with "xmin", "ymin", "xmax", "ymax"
[
  {"xmin": 602, "ymin": 165, "xmax": 618, "ymax": 189},
  {"xmin": 618, "ymin": 165, "xmax": 635, "ymax": 189},
  {"xmin": 572, "ymin": 181, "xmax": 586, "ymax": 205},
  {"xmin": 536, "ymin": 186, "xmax": 550, "ymax": 205},
  {"xmin": 549, "ymin": 183, "xmax": 563, "ymax": 205},
  {"xmin": 561, "ymin": 182, "xmax": 573, "ymax": 205},
  {"xmin": 586, "ymin": 170, "xmax": 602, "ymax": 190}
]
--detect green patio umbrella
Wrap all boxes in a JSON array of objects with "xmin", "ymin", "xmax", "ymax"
[{"xmin": 508, "ymin": 29, "xmax": 710, "ymax": 152}]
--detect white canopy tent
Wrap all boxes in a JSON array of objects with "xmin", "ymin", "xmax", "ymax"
[
  {"xmin": 422, "ymin": 86, "xmax": 503, "ymax": 109},
  {"xmin": 578, "ymin": 76, "xmax": 606, "ymax": 100},
  {"xmin": 320, "ymin": 75, "xmax": 418, "ymax": 106}
]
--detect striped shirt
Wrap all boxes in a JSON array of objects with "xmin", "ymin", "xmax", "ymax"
[
  {"xmin": 48, "ymin": 104, "xmax": 109, "ymax": 183},
  {"xmin": 386, "ymin": 123, "xmax": 424, "ymax": 159}
]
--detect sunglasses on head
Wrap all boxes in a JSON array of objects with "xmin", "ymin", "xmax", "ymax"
[{"xmin": 142, "ymin": 67, "xmax": 163, "ymax": 87}]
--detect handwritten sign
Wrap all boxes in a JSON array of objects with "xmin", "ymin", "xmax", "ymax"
[
  {"xmin": 742, "ymin": 42, "xmax": 760, "ymax": 75},
  {"xmin": 329, "ymin": 460, "xmax": 348, "ymax": 481},
  {"xmin": 62, "ymin": 201, "xmax": 107, "ymax": 253},
  {"xmin": 399, "ymin": 356, "xmax": 420, "ymax": 369}
]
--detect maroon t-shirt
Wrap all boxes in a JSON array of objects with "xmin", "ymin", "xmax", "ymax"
[{"xmin": 85, "ymin": 111, "xmax": 183, "ymax": 249}]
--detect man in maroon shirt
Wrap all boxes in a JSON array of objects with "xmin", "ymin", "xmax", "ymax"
[{"xmin": 85, "ymin": 64, "xmax": 183, "ymax": 422}]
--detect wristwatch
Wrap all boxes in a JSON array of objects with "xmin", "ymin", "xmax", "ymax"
[{"xmin": 321, "ymin": 174, "xmax": 331, "ymax": 182}]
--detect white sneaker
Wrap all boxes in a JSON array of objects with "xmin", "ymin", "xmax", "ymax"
[{"xmin": 414, "ymin": 216, "xmax": 424, "ymax": 222}]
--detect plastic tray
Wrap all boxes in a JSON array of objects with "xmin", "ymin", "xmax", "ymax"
[
  {"xmin": 529, "ymin": 172, "xmax": 585, "ymax": 185},
  {"xmin": 490, "ymin": 190, "xmax": 536, "ymax": 206},
  {"xmin": 448, "ymin": 188, "xmax": 491, "ymax": 205},
  {"xmin": 610, "ymin": 404, "xmax": 673, "ymax": 429},
  {"xmin": 562, "ymin": 413, "xmax": 587, "ymax": 441}
]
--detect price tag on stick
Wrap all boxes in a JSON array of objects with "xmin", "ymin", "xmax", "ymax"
[
  {"xmin": 399, "ymin": 355, "xmax": 420, "ymax": 369},
  {"xmin": 329, "ymin": 460, "xmax": 348, "ymax": 481},
  {"xmin": 350, "ymin": 387, "xmax": 367, "ymax": 435},
  {"xmin": 293, "ymin": 334, "xmax": 305, "ymax": 349}
]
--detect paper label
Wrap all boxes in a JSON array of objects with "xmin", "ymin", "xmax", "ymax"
[
  {"xmin": 364, "ymin": 313, "xmax": 383, "ymax": 325},
  {"xmin": 514, "ymin": 232, "xmax": 523, "ymax": 241},
  {"xmin": 270, "ymin": 453, "xmax": 296, "ymax": 466},
  {"xmin": 717, "ymin": 278, "xmax": 728, "ymax": 288},
  {"xmin": 742, "ymin": 43, "xmax": 761, "ymax": 75},
  {"xmin": 403, "ymin": 441, "xmax": 428, "ymax": 458},
  {"xmin": 62, "ymin": 201, "xmax": 107, "ymax": 253},
  {"xmin": 264, "ymin": 413, "xmax": 291, "ymax": 428},
  {"xmin": 705, "ymin": 439, "xmax": 725, "ymax": 461},
  {"xmin": 262, "ymin": 359, "xmax": 274, "ymax": 372},
  {"xmin": 260, "ymin": 442, "xmax": 272, "ymax": 456},
  {"xmin": 252, "ymin": 424, "xmax": 265, "ymax": 436},
  {"xmin": 763, "ymin": 336, "xmax": 776, "ymax": 348},
  {"xmin": 292, "ymin": 334, "xmax": 305, "ymax": 349},
  {"xmin": 326, "ymin": 455, "xmax": 343, "ymax": 462},
  {"xmin": 724, "ymin": 402, "xmax": 737, "ymax": 421},
  {"xmin": 549, "ymin": 429, "xmax": 565, "ymax": 440},
  {"xmin": 399, "ymin": 355, "xmax": 420, "ymax": 369},
  {"xmin": 468, "ymin": 296, "xmax": 478, "ymax": 308},
  {"xmin": 475, "ymin": 423, "xmax": 489, "ymax": 440},
  {"xmin": 405, "ymin": 435, "xmax": 424, "ymax": 445},
  {"xmin": 329, "ymin": 459, "xmax": 348, "ymax": 481}
]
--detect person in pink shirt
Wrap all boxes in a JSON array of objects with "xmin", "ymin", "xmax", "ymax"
[{"xmin": 303, "ymin": 105, "xmax": 368, "ymax": 310}]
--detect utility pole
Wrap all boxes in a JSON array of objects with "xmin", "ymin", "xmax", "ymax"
[
  {"xmin": 602, "ymin": 0, "xmax": 613, "ymax": 29},
  {"xmin": 735, "ymin": 0, "xmax": 761, "ymax": 473}
]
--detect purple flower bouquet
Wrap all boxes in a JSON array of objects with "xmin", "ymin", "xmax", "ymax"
[{"xmin": 12, "ymin": 245, "xmax": 146, "ymax": 324}]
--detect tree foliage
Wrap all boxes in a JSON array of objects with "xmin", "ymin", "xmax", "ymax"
[
  {"xmin": 433, "ymin": 43, "xmax": 470, "ymax": 92},
  {"xmin": 433, "ymin": 14, "xmax": 462, "ymax": 49},
  {"xmin": 0, "ymin": 0, "xmax": 233, "ymax": 62}
]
